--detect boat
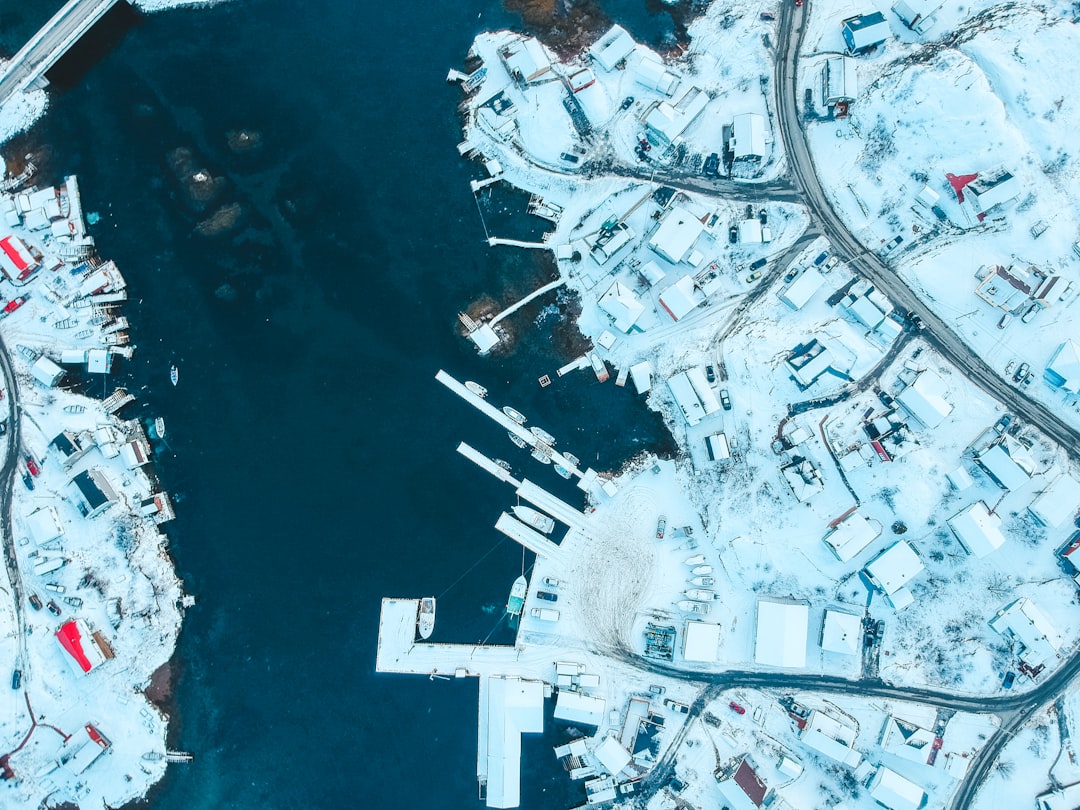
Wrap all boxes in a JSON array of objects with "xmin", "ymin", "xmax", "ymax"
[
  {"xmin": 493, "ymin": 458, "xmax": 512, "ymax": 472},
  {"xmin": 417, "ymin": 597, "xmax": 436, "ymax": 639},
  {"xmin": 554, "ymin": 464, "xmax": 571, "ymax": 479},
  {"xmin": 531, "ymin": 447, "xmax": 552, "ymax": 464},
  {"xmin": 530, "ymin": 426, "xmax": 557, "ymax": 445},
  {"xmin": 154, "ymin": 417, "xmax": 166, "ymax": 439},
  {"xmin": 106, "ymin": 598, "xmax": 122, "ymax": 629},
  {"xmin": 63, "ymin": 405, "xmax": 85, "ymax": 414},
  {"xmin": 590, "ymin": 352, "xmax": 610, "ymax": 383},
  {"xmin": 691, "ymin": 565, "xmax": 713, "ymax": 576},
  {"xmin": 512, "ymin": 505, "xmax": 555, "ymax": 534},
  {"xmin": 170, "ymin": 365, "xmax": 179, "ymax": 386},
  {"xmin": 506, "ymin": 575, "xmax": 527, "ymax": 619},
  {"xmin": 677, "ymin": 600, "xmax": 710, "ymax": 615},
  {"xmin": 684, "ymin": 554, "xmax": 706, "ymax": 566},
  {"xmin": 503, "ymin": 405, "xmax": 527, "ymax": 425},
  {"xmin": 465, "ymin": 381, "xmax": 488, "ymax": 398},
  {"xmin": 563, "ymin": 452, "xmax": 580, "ymax": 468},
  {"xmin": 508, "ymin": 431, "xmax": 528, "ymax": 449},
  {"xmin": 690, "ymin": 576, "xmax": 715, "ymax": 587},
  {"xmin": 683, "ymin": 589, "xmax": 718, "ymax": 601}
]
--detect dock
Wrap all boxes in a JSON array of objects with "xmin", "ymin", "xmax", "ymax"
[
  {"xmin": 456, "ymin": 442, "xmax": 520, "ymax": 486},
  {"xmin": 490, "ymin": 278, "xmax": 565, "ymax": 327},
  {"xmin": 494, "ymin": 512, "xmax": 564, "ymax": 561},
  {"xmin": 517, "ymin": 479, "xmax": 587, "ymax": 531}
]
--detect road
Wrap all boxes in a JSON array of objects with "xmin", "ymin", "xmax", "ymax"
[{"xmin": 0, "ymin": 331, "xmax": 26, "ymax": 678}]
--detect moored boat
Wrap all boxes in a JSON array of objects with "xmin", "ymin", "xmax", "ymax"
[
  {"xmin": 590, "ymin": 352, "xmax": 609, "ymax": 383},
  {"xmin": 531, "ymin": 447, "xmax": 552, "ymax": 464},
  {"xmin": 493, "ymin": 458, "xmax": 512, "ymax": 472},
  {"xmin": 154, "ymin": 417, "xmax": 166, "ymax": 439},
  {"xmin": 563, "ymin": 452, "xmax": 580, "ymax": 468},
  {"xmin": 554, "ymin": 464, "xmax": 571, "ymax": 479},
  {"xmin": 417, "ymin": 597, "xmax": 436, "ymax": 639},
  {"xmin": 683, "ymin": 589, "xmax": 718, "ymax": 601},
  {"xmin": 512, "ymin": 505, "xmax": 555, "ymax": 534},
  {"xmin": 690, "ymin": 576, "xmax": 715, "ymax": 587},
  {"xmin": 465, "ymin": 381, "xmax": 488, "ymax": 398},
  {"xmin": 506, "ymin": 575, "xmax": 527, "ymax": 619},
  {"xmin": 677, "ymin": 600, "xmax": 710, "ymax": 615},
  {"xmin": 503, "ymin": 405, "xmax": 527, "ymax": 425},
  {"xmin": 508, "ymin": 431, "xmax": 528, "ymax": 449},
  {"xmin": 170, "ymin": 365, "xmax": 179, "ymax": 386},
  {"xmin": 684, "ymin": 554, "xmax": 706, "ymax": 566},
  {"xmin": 530, "ymin": 426, "xmax": 556, "ymax": 445},
  {"xmin": 691, "ymin": 565, "xmax": 713, "ymax": 576}
]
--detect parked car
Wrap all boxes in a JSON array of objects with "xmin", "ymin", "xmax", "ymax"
[
  {"xmin": 2, "ymin": 297, "xmax": 25, "ymax": 315},
  {"xmin": 46, "ymin": 600, "xmax": 61, "ymax": 616},
  {"xmin": 25, "ymin": 456, "xmax": 39, "ymax": 477},
  {"xmin": 758, "ymin": 208, "xmax": 768, "ymax": 225},
  {"xmin": 620, "ymin": 96, "xmax": 635, "ymax": 111},
  {"xmin": 813, "ymin": 251, "xmax": 829, "ymax": 266},
  {"xmin": 746, "ymin": 271, "xmax": 762, "ymax": 283},
  {"xmin": 542, "ymin": 576, "xmax": 560, "ymax": 588},
  {"xmin": 745, "ymin": 203, "xmax": 754, "ymax": 219},
  {"xmin": 703, "ymin": 152, "xmax": 720, "ymax": 176},
  {"xmin": 664, "ymin": 698, "xmax": 690, "ymax": 714},
  {"xmin": 11, "ymin": 670, "xmax": 20, "ymax": 690},
  {"xmin": 28, "ymin": 593, "xmax": 42, "ymax": 611},
  {"xmin": 536, "ymin": 591, "xmax": 558, "ymax": 602},
  {"xmin": 750, "ymin": 257, "xmax": 767, "ymax": 271},
  {"xmin": 656, "ymin": 516, "xmax": 667, "ymax": 539},
  {"xmin": 760, "ymin": 12, "xmax": 776, "ymax": 21},
  {"xmin": 1014, "ymin": 362, "xmax": 1030, "ymax": 382},
  {"xmin": 559, "ymin": 152, "xmax": 579, "ymax": 163},
  {"xmin": 823, "ymin": 256, "xmax": 840, "ymax": 272},
  {"xmin": 886, "ymin": 234, "xmax": 904, "ymax": 250},
  {"xmin": 649, "ymin": 684, "xmax": 666, "ymax": 695},
  {"xmin": 997, "ymin": 313, "xmax": 1012, "ymax": 330},
  {"xmin": 728, "ymin": 224, "xmax": 739, "ymax": 244},
  {"xmin": 1002, "ymin": 671, "xmax": 1016, "ymax": 689},
  {"xmin": 783, "ymin": 268, "xmax": 799, "ymax": 283},
  {"xmin": 720, "ymin": 389, "xmax": 732, "ymax": 410},
  {"xmin": 728, "ymin": 701, "xmax": 746, "ymax": 715},
  {"xmin": 706, "ymin": 365, "xmax": 716, "ymax": 383}
]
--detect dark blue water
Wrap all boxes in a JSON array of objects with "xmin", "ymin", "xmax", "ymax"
[{"xmin": 10, "ymin": 0, "xmax": 682, "ymax": 806}]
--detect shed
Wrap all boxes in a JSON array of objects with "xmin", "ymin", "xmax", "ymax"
[
  {"xmin": 821, "ymin": 609, "xmax": 861, "ymax": 655},
  {"xmin": 705, "ymin": 433, "xmax": 731, "ymax": 461},
  {"xmin": 1030, "ymin": 474, "xmax": 1080, "ymax": 527},
  {"xmin": 738, "ymin": 218, "xmax": 763, "ymax": 243},
  {"xmin": 754, "ymin": 599, "xmax": 808, "ymax": 669},
  {"xmin": 86, "ymin": 348, "xmax": 113, "ymax": 374},
  {"xmin": 470, "ymin": 324, "xmax": 501, "ymax": 354},
  {"xmin": 730, "ymin": 113, "xmax": 767, "ymax": 161},
  {"xmin": 947, "ymin": 501, "xmax": 1006, "ymax": 558},
  {"xmin": 629, "ymin": 361, "xmax": 652, "ymax": 394},
  {"xmin": 589, "ymin": 25, "xmax": 636, "ymax": 71},
  {"xmin": 892, "ymin": 0, "xmax": 943, "ymax": 32},
  {"xmin": 780, "ymin": 267, "xmax": 826, "ymax": 310},
  {"xmin": 682, "ymin": 620, "xmax": 721, "ymax": 662},
  {"xmin": 842, "ymin": 12, "xmax": 891, "ymax": 54},
  {"xmin": 31, "ymin": 356, "xmax": 65, "ymax": 387}
]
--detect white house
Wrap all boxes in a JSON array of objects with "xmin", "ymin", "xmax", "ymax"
[
  {"xmin": 634, "ymin": 52, "xmax": 680, "ymax": 96},
  {"xmin": 947, "ymin": 501, "xmax": 1006, "ymax": 558},
  {"xmin": 989, "ymin": 597, "xmax": 1063, "ymax": 668},
  {"xmin": 755, "ymin": 599, "xmax": 809, "ymax": 668},
  {"xmin": 892, "ymin": 0, "xmax": 944, "ymax": 33},
  {"xmin": 823, "ymin": 56, "xmax": 858, "ymax": 106},
  {"xmin": 863, "ymin": 541, "xmax": 924, "ymax": 609},
  {"xmin": 799, "ymin": 710, "xmax": 862, "ymax": 767},
  {"xmin": 500, "ymin": 36, "xmax": 552, "ymax": 84},
  {"xmin": 658, "ymin": 275, "xmax": 704, "ymax": 322},
  {"xmin": 26, "ymin": 506, "xmax": 64, "ymax": 545},
  {"xmin": 866, "ymin": 766, "xmax": 927, "ymax": 810},
  {"xmin": 897, "ymin": 369, "xmax": 953, "ymax": 428},
  {"xmin": 644, "ymin": 86, "xmax": 709, "ymax": 145},
  {"xmin": 780, "ymin": 267, "xmax": 826, "ymax": 310},
  {"xmin": 1046, "ymin": 340, "xmax": 1080, "ymax": 394},
  {"xmin": 648, "ymin": 206, "xmax": 705, "ymax": 264},
  {"xmin": 823, "ymin": 511, "xmax": 880, "ymax": 562},
  {"xmin": 821, "ymin": 609, "xmax": 862, "ymax": 655},
  {"xmin": 966, "ymin": 167, "xmax": 1021, "ymax": 215},
  {"xmin": 588, "ymin": 25, "xmax": 636, "ymax": 71},
  {"xmin": 598, "ymin": 280, "xmax": 646, "ymax": 333},
  {"xmin": 730, "ymin": 113, "xmax": 767, "ymax": 161},
  {"xmin": 842, "ymin": 12, "xmax": 891, "ymax": 53},
  {"xmin": 975, "ymin": 438, "xmax": 1033, "ymax": 491},
  {"xmin": 31, "ymin": 356, "xmax": 65, "ymax": 387},
  {"xmin": 1029, "ymin": 474, "xmax": 1080, "ymax": 527}
]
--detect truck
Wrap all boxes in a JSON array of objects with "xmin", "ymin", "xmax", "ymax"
[{"xmin": 530, "ymin": 608, "xmax": 560, "ymax": 622}]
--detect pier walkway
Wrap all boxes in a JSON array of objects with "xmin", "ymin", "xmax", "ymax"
[
  {"xmin": 490, "ymin": 278, "xmax": 565, "ymax": 326},
  {"xmin": 494, "ymin": 512, "xmax": 564, "ymax": 562},
  {"xmin": 0, "ymin": 0, "xmax": 121, "ymax": 105}
]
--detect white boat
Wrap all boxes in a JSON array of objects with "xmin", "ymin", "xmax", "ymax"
[
  {"xmin": 530, "ymin": 426, "xmax": 556, "ymax": 445},
  {"xmin": 512, "ymin": 505, "xmax": 555, "ymax": 534},
  {"xmin": 590, "ymin": 352, "xmax": 609, "ymax": 383},
  {"xmin": 417, "ymin": 597, "xmax": 436, "ymax": 639},
  {"xmin": 554, "ymin": 464, "xmax": 571, "ymax": 479},
  {"xmin": 507, "ymin": 431, "xmax": 528, "ymax": 449},
  {"xmin": 691, "ymin": 565, "xmax": 713, "ymax": 576},
  {"xmin": 170, "ymin": 365, "xmax": 179, "ymax": 386},
  {"xmin": 506, "ymin": 575, "xmax": 527, "ymax": 618},
  {"xmin": 563, "ymin": 452, "xmax": 580, "ymax": 468},
  {"xmin": 63, "ymin": 405, "xmax": 85, "ymax": 414},
  {"xmin": 154, "ymin": 417, "xmax": 166, "ymax": 439},
  {"xmin": 493, "ymin": 458, "xmax": 512, "ymax": 472},
  {"xmin": 683, "ymin": 589, "xmax": 718, "ymax": 601},
  {"xmin": 677, "ymin": 600, "xmax": 710, "ymax": 615},
  {"xmin": 684, "ymin": 554, "xmax": 706, "ymax": 566},
  {"xmin": 465, "ymin": 381, "xmax": 488, "ymax": 398},
  {"xmin": 690, "ymin": 576, "xmax": 715, "ymax": 587},
  {"xmin": 531, "ymin": 447, "xmax": 552, "ymax": 464},
  {"xmin": 503, "ymin": 405, "xmax": 527, "ymax": 425}
]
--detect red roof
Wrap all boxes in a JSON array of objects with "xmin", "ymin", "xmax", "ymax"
[
  {"xmin": 56, "ymin": 620, "xmax": 95, "ymax": 673},
  {"xmin": 733, "ymin": 759, "xmax": 767, "ymax": 806},
  {"xmin": 946, "ymin": 172, "xmax": 979, "ymax": 204},
  {"xmin": 0, "ymin": 237, "xmax": 29, "ymax": 272}
]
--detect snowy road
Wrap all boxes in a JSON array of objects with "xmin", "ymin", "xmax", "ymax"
[{"xmin": 0, "ymin": 331, "xmax": 27, "ymax": 679}]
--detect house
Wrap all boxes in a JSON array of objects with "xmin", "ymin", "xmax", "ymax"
[
  {"xmin": 823, "ymin": 56, "xmax": 858, "ymax": 106},
  {"xmin": 658, "ymin": 275, "xmax": 705, "ymax": 322},
  {"xmin": 715, "ymin": 756, "xmax": 771, "ymax": 810},
  {"xmin": 644, "ymin": 86, "xmax": 709, "ymax": 145},
  {"xmin": 866, "ymin": 766, "xmax": 927, "ymax": 810},
  {"xmin": 990, "ymin": 597, "xmax": 1062, "ymax": 669},
  {"xmin": 820, "ymin": 609, "xmax": 862, "ymax": 655},
  {"xmin": 1037, "ymin": 781, "xmax": 1080, "ymax": 810},
  {"xmin": 840, "ymin": 290, "xmax": 887, "ymax": 329},
  {"xmin": 780, "ymin": 267, "xmax": 826, "ymax": 310},
  {"xmin": 50, "ymin": 430, "xmax": 95, "ymax": 469},
  {"xmin": 56, "ymin": 724, "xmax": 110, "ymax": 776},
  {"xmin": 730, "ymin": 113, "xmax": 767, "ymax": 161},
  {"xmin": 31, "ymin": 356, "xmax": 65, "ymax": 387},
  {"xmin": 863, "ymin": 541, "xmax": 924, "ymax": 610},
  {"xmin": 635, "ymin": 53, "xmax": 680, "ymax": 96},
  {"xmin": 1045, "ymin": 340, "xmax": 1080, "ymax": 394},
  {"xmin": 589, "ymin": 25, "xmax": 636, "ymax": 71},
  {"xmin": 1029, "ymin": 474, "xmax": 1080, "ymax": 528},
  {"xmin": 781, "ymin": 457, "xmax": 824, "ymax": 502},
  {"xmin": 0, "ymin": 234, "xmax": 39, "ymax": 280},
  {"xmin": 499, "ymin": 36, "xmax": 552, "ymax": 84},
  {"xmin": 799, "ymin": 710, "xmax": 862, "ymax": 767},
  {"xmin": 55, "ymin": 619, "xmax": 107, "ymax": 676},
  {"xmin": 705, "ymin": 432, "xmax": 731, "ymax": 461},
  {"xmin": 975, "ymin": 436, "xmax": 1034, "ymax": 491},
  {"xmin": 880, "ymin": 715, "xmax": 936, "ymax": 762},
  {"xmin": 553, "ymin": 690, "xmax": 605, "ymax": 727},
  {"xmin": 667, "ymin": 370, "xmax": 712, "ymax": 426},
  {"xmin": 966, "ymin": 167, "xmax": 1020, "ymax": 215},
  {"xmin": 648, "ymin": 206, "xmax": 705, "ymax": 264},
  {"xmin": 842, "ymin": 12, "xmax": 891, "ymax": 54},
  {"xmin": 755, "ymin": 599, "xmax": 809, "ymax": 668},
  {"xmin": 947, "ymin": 501, "xmax": 1006, "ymax": 557},
  {"xmin": 598, "ymin": 280, "xmax": 646, "ymax": 333},
  {"xmin": 26, "ymin": 506, "xmax": 64, "ymax": 545},
  {"xmin": 484, "ymin": 676, "xmax": 545, "ymax": 808},
  {"xmin": 682, "ymin": 620, "xmax": 721, "ymax": 662},
  {"xmin": 588, "ymin": 223, "xmax": 636, "ymax": 264},
  {"xmin": 823, "ymin": 511, "xmax": 880, "ymax": 562},
  {"xmin": 120, "ymin": 437, "xmax": 152, "ymax": 469},
  {"xmin": 892, "ymin": 0, "xmax": 943, "ymax": 33},
  {"xmin": 896, "ymin": 369, "xmax": 952, "ymax": 428},
  {"xmin": 975, "ymin": 264, "xmax": 1042, "ymax": 312},
  {"xmin": 786, "ymin": 339, "xmax": 854, "ymax": 389},
  {"xmin": 68, "ymin": 469, "xmax": 118, "ymax": 519},
  {"xmin": 592, "ymin": 736, "xmax": 632, "ymax": 777}
]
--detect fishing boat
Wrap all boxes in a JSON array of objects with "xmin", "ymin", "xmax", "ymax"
[
  {"xmin": 554, "ymin": 463, "xmax": 571, "ymax": 479},
  {"xmin": 530, "ymin": 447, "xmax": 552, "ymax": 464},
  {"xmin": 530, "ymin": 426, "xmax": 556, "ymax": 445},
  {"xmin": 506, "ymin": 575, "xmax": 527, "ymax": 619},
  {"xmin": 684, "ymin": 554, "xmax": 706, "ymax": 566},
  {"xmin": 63, "ymin": 405, "xmax": 85, "ymax": 414},
  {"xmin": 493, "ymin": 458, "xmax": 512, "ymax": 473},
  {"xmin": 417, "ymin": 597, "xmax": 436, "ymax": 639},
  {"xmin": 154, "ymin": 417, "xmax": 166, "ymax": 440},
  {"xmin": 691, "ymin": 565, "xmax": 713, "ymax": 576},
  {"xmin": 512, "ymin": 505, "xmax": 555, "ymax": 534},
  {"xmin": 690, "ymin": 576, "xmax": 715, "ymax": 587},
  {"xmin": 590, "ymin": 352, "xmax": 610, "ymax": 383},
  {"xmin": 507, "ymin": 431, "xmax": 528, "ymax": 449},
  {"xmin": 677, "ymin": 600, "xmax": 710, "ymax": 615},
  {"xmin": 563, "ymin": 452, "xmax": 580, "ymax": 468},
  {"xmin": 465, "ymin": 381, "xmax": 488, "ymax": 398},
  {"xmin": 683, "ymin": 589, "xmax": 718, "ymax": 601},
  {"xmin": 503, "ymin": 405, "xmax": 527, "ymax": 425},
  {"xmin": 170, "ymin": 365, "xmax": 179, "ymax": 386}
]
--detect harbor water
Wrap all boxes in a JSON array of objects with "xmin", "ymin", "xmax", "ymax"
[{"xmin": 5, "ymin": 0, "xmax": 687, "ymax": 806}]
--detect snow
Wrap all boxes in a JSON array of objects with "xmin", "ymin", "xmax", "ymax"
[{"xmin": 754, "ymin": 599, "xmax": 809, "ymax": 669}]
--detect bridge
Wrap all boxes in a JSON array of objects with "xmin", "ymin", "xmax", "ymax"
[{"xmin": 0, "ymin": 0, "xmax": 121, "ymax": 105}]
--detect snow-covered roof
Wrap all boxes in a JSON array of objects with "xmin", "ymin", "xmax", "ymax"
[
  {"xmin": 470, "ymin": 324, "xmax": 500, "ymax": 354},
  {"xmin": 892, "ymin": 0, "xmax": 944, "ymax": 30},
  {"xmin": 640, "ymin": 260, "xmax": 666, "ymax": 286},
  {"xmin": 880, "ymin": 716, "xmax": 936, "ymax": 760},
  {"xmin": 588, "ymin": 24, "xmax": 636, "ymax": 71},
  {"xmin": 1036, "ymin": 781, "xmax": 1080, "ymax": 810},
  {"xmin": 629, "ymin": 361, "xmax": 652, "ymax": 394},
  {"xmin": 598, "ymin": 280, "xmax": 646, "ymax": 333},
  {"xmin": 896, "ymin": 369, "xmax": 953, "ymax": 428},
  {"xmin": 731, "ymin": 113, "xmax": 766, "ymax": 160},
  {"xmin": 667, "ymin": 371, "xmax": 707, "ymax": 426},
  {"xmin": 989, "ymin": 597, "xmax": 1063, "ymax": 668},
  {"xmin": 754, "ymin": 599, "xmax": 808, "ymax": 668},
  {"xmin": 634, "ymin": 52, "xmax": 679, "ymax": 96},
  {"xmin": 593, "ymin": 735, "xmax": 631, "ymax": 776},
  {"xmin": 975, "ymin": 442, "xmax": 1031, "ymax": 490},
  {"xmin": 686, "ymin": 367, "xmax": 722, "ymax": 415},
  {"xmin": 644, "ymin": 87, "xmax": 708, "ymax": 144},
  {"xmin": 32, "ymin": 356, "xmax": 64, "ymax": 387},
  {"xmin": 824, "ymin": 56, "xmax": 858, "ymax": 104},
  {"xmin": 780, "ymin": 267, "xmax": 825, "ymax": 310},
  {"xmin": 55, "ymin": 619, "xmax": 105, "ymax": 676},
  {"xmin": 967, "ymin": 167, "xmax": 1020, "ymax": 213},
  {"xmin": 821, "ymin": 609, "xmax": 861, "ymax": 655},
  {"xmin": 554, "ymin": 690, "xmax": 605, "ymax": 726},
  {"xmin": 26, "ymin": 506, "xmax": 64, "ymax": 545},
  {"xmin": 0, "ymin": 234, "xmax": 36, "ymax": 278},
  {"xmin": 822, "ymin": 511, "xmax": 880, "ymax": 562},
  {"xmin": 682, "ymin": 620, "xmax": 721, "ymax": 662},
  {"xmin": 1046, "ymin": 340, "xmax": 1080, "ymax": 394},
  {"xmin": 864, "ymin": 541, "xmax": 924, "ymax": 596},
  {"xmin": 648, "ymin": 206, "xmax": 704, "ymax": 264},
  {"xmin": 843, "ymin": 12, "xmax": 891, "ymax": 53},
  {"xmin": 59, "ymin": 724, "xmax": 110, "ymax": 776},
  {"xmin": 1029, "ymin": 474, "xmax": 1080, "ymax": 527},
  {"xmin": 867, "ymin": 766, "xmax": 927, "ymax": 810},
  {"xmin": 947, "ymin": 501, "xmax": 1006, "ymax": 558},
  {"xmin": 738, "ymin": 218, "xmax": 763, "ymax": 243},
  {"xmin": 842, "ymin": 294, "xmax": 886, "ymax": 328},
  {"xmin": 800, "ymin": 711, "xmax": 862, "ymax": 767},
  {"xmin": 658, "ymin": 275, "xmax": 703, "ymax": 322},
  {"xmin": 502, "ymin": 36, "xmax": 551, "ymax": 84},
  {"xmin": 946, "ymin": 465, "xmax": 975, "ymax": 490},
  {"xmin": 486, "ymin": 676, "xmax": 545, "ymax": 809},
  {"xmin": 716, "ymin": 758, "xmax": 769, "ymax": 810}
]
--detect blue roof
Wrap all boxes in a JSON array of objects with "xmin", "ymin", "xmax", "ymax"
[{"xmin": 844, "ymin": 11, "xmax": 887, "ymax": 31}]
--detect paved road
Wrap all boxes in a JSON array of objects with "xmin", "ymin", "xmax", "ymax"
[{"xmin": 0, "ymin": 332, "xmax": 26, "ymax": 677}]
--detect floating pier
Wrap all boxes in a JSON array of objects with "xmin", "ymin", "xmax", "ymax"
[
  {"xmin": 494, "ymin": 512, "xmax": 564, "ymax": 561},
  {"xmin": 456, "ymin": 442, "xmax": 520, "ymax": 486}
]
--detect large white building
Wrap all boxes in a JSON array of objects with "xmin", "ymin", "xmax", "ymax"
[
  {"xmin": 897, "ymin": 370, "xmax": 953, "ymax": 429},
  {"xmin": 484, "ymin": 676, "xmax": 545, "ymax": 808},
  {"xmin": 648, "ymin": 206, "xmax": 705, "ymax": 264},
  {"xmin": 755, "ymin": 599, "xmax": 809, "ymax": 668}
]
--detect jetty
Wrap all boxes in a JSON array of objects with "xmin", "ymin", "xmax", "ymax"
[{"xmin": 489, "ymin": 278, "xmax": 565, "ymax": 327}]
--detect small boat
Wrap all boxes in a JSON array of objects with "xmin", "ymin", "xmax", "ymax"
[
  {"xmin": 563, "ymin": 452, "xmax": 580, "ymax": 468},
  {"xmin": 503, "ymin": 405, "xmax": 527, "ymax": 425},
  {"xmin": 512, "ymin": 505, "xmax": 555, "ymax": 534},
  {"xmin": 683, "ymin": 589, "xmax": 718, "ymax": 601},
  {"xmin": 530, "ymin": 426, "xmax": 557, "ymax": 446},
  {"xmin": 677, "ymin": 600, "xmax": 710, "ymax": 615},
  {"xmin": 154, "ymin": 417, "xmax": 166, "ymax": 439},
  {"xmin": 493, "ymin": 458, "xmax": 512, "ymax": 472},
  {"xmin": 590, "ymin": 352, "xmax": 610, "ymax": 383},
  {"xmin": 506, "ymin": 575, "xmax": 527, "ymax": 619},
  {"xmin": 531, "ymin": 447, "xmax": 552, "ymax": 464},
  {"xmin": 554, "ymin": 464, "xmax": 571, "ymax": 479},
  {"xmin": 417, "ymin": 597, "xmax": 436, "ymax": 639},
  {"xmin": 691, "ymin": 565, "xmax": 713, "ymax": 576},
  {"xmin": 508, "ymin": 431, "xmax": 528, "ymax": 449},
  {"xmin": 63, "ymin": 405, "xmax": 85, "ymax": 414},
  {"xmin": 106, "ymin": 598, "xmax": 122, "ymax": 629},
  {"xmin": 690, "ymin": 576, "xmax": 715, "ymax": 587},
  {"xmin": 684, "ymin": 554, "xmax": 706, "ymax": 566},
  {"xmin": 170, "ymin": 365, "xmax": 179, "ymax": 386},
  {"xmin": 465, "ymin": 381, "xmax": 488, "ymax": 398}
]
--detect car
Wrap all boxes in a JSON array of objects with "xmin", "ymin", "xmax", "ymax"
[
  {"xmin": 2, "ymin": 297, "xmax": 25, "ymax": 315},
  {"xmin": 25, "ymin": 456, "xmax": 39, "ymax": 477},
  {"xmin": 44, "ymin": 583, "xmax": 65, "ymax": 594},
  {"xmin": 1014, "ymin": 362, "xmax": 1030, "ymax": 382},
  {"xmin": 21, "ymin": 471, "xmax": 33, "ymax": 491},
  {"xmin": 664, "ymin": 699, "xmax": 690, "ymax": 714},
  {"xmin": 993, "ymin": 414, "xmax": 1012, "ymax": 434},
  {"xmin": 617, "ymin": 782, "xmax": 637, "ymax": 795},
  {"xmin": 559, "ymin": 152, "xmax": 579, "ymax": 164},
  {"xmin": 11, "ymin": 670, "xmax": 20, "ymax": 690},
  {"xmin": 997, "ymin": 313, "xmax": 1012, "ymax": 329},
  {"xmin": 28, "ymin": 594, "xmax": 42, "ymax": 611},
  {"xmin": 758, "ymin": 208, "xmax": 768, "ymax": 225},
  {"xmin": 760, "ymin": 12, "xmax": 776, "ymax": 20},
  {"xmin": 620, "ymin": 96, "xmax": 635, "ymax": 111},
  {"xmin": 705, "ymin": 365, "xmax": 716, "ymax": 383},
  {"xmin": 1005, "ymin": 360, "xmax": 1016, "ymax": 375},
  {"xmin": 536, "ymin": 590, "xmax": 558, "ymax": 602},
  {"xmin": 886, "ymin": 235, "xmax": 904, "ymax": 250},
  {"xmin": 822, "ymin": 256, "xmax": 840, "ymax": 272},
  {"xmin": 795, "ymin": 0, "xmax": 804, "ymax": 6},
  {"xmin": 813, "ymin": 251, "xmax": 828, "ymax": 266},
  {"xmin": 750, "ymin": 257, "xmax": 767, "ymax": 272},
  {"xmin": 46, "ymin": 600, "xmax": 61, "ymax": 616},
  {"xmin": 1002, "ymin": 671, "xmax": 1016, "ymax": 689},
  {"xmin": 649, "ymin": 684, "xmax": 666, "ymax": 695},
  {"xmin": 720, "ymin": 389, "xmax": 732, "ymax": 410},
  {"xmin": 932, "ymin": 736, "xmax": 944, "ymax": 751},
  {"xmin": 728, "ymin": 701, "xmax": 746, "ymax": 715},
  {"xmin": 1022, "ymin": 303, "xmax": 1040, "ymax": 324},
  {"xmin": 783, "ymin": 268, "xmax": 799, "ymax": 283},
  {"xmin": 656, "ymin": 516, "xmax": 667, "ymax": 539},
  {"xmin": 745, "ymin": 203, "xmax": 754, "ymax": 219},
  {"xmin": 728, "ymin": 224, "xmax": 739, "ymax": 244},
  {"xmin": 1024, "ymin": 371, "xmax": 1034, "ymax": 385},
  {"xmin": 542, "ymin": 576, "xmax": 560, "ymax": 588},
  {"xmin": 746, "ymin": 271, "xmax": 762, "ymax": 283},
  {"xmin": 703, "ymin": 152, "xmax": 720, "ymax": 176},
  {"xmin": 910, "ymin": 314, "xmax": 925, "ymax": 331}
]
